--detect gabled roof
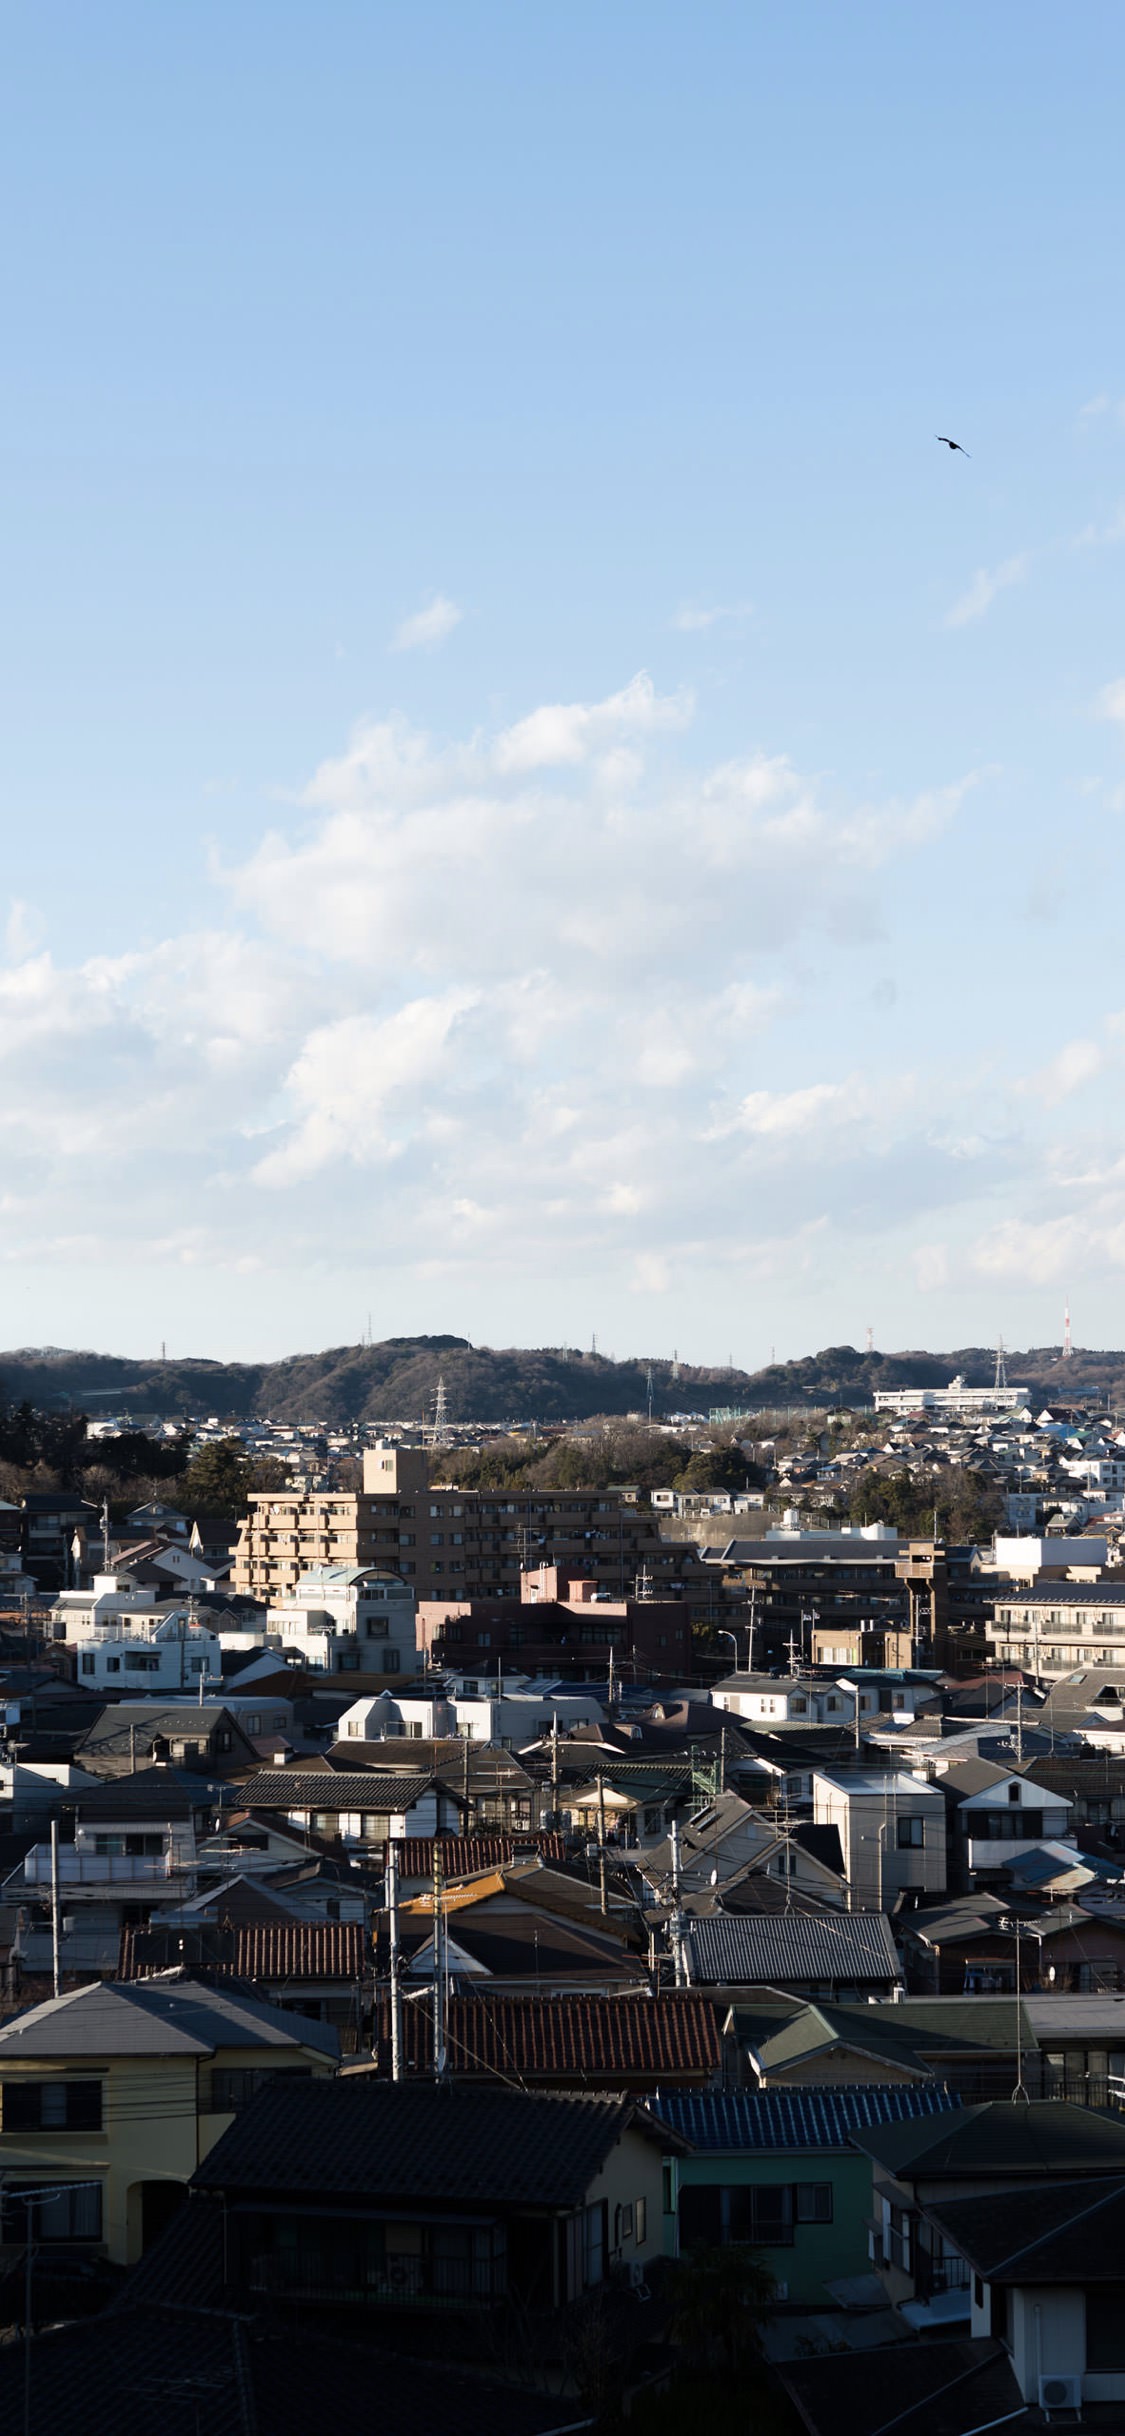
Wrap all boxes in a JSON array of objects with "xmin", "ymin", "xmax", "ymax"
[
  {"xmin": 367, "ymin": 1992, "xmax": 720, "ymax": 2084},
  {"xmin": 0, "ymin": 2303, "xmax": 576, "ymax": 2436},
  {"xmin": 684, "ymin": 1910, "xmax": 901, "ymax": 1988},
  {"xmin": 850, "ymin": 2097, "xmax": 1125, "ymax": 2179},
  {"xmin": 0, "ymin": 1974, "xmax": 339, "ymax": 2060},
  {"xmin": 655, "ymin": 2083, "xmax": 958, "ymax": 2150},
  {"xmin": 241, "ymin": 1770, "xmax": 434, "ymax": 1810},
  {"xmin": 120, "ymin": 1921, "xmax": 367, "ymax": 1984},
  {"xmin": 779, "ymin": 2336, "xmax": 1021, "ymax": 2436},
  {"xmin": 192, "ymin": 2079, "xmax": 678, "ymax": 2203},
  {"xmin": 926, "ymin": 2175, "xmax": 1125, "ymax": 2283}
]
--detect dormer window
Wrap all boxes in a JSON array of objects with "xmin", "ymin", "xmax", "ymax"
[{"xmin": 1008, "ymin": 1781, "xmax": 1020, "ymax": 1803}]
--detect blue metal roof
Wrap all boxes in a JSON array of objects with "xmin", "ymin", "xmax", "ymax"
[{"xmin": 654, "ymin": 2083, "xmax": 958, "ymax": 2152}]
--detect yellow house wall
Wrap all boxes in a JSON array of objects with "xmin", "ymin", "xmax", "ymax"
[
  {"xmin": 584, "ymin": 2126, "xmax": 668, "ymax": 2270},
  {"xmin": 0, "ymin": 2043, "xmax": 336, "ymax": 2265}
]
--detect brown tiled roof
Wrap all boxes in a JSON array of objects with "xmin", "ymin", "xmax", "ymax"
[
  {"xmin": 120, "ymin": 1920, "xmax": 367, "ymax": 1984},
  {"xmin": 368, "ymin": 1992, "xmax": 720, "ymax": 2085},
  {"xmin": 388, "ymin": 1833, "xmax": 568, "ymax": 1878}
]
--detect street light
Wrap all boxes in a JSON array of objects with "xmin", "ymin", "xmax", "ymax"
[{"xmin": 714, "ymin": 1628, "xmax": 745, "ymax": 1675}]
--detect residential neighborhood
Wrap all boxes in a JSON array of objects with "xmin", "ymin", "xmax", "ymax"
[{"xmin": 0, "ymin": 1385, "xmax": 1125, "ymax": 2426}]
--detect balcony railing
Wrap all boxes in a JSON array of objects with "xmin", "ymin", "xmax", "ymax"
[
  {"xmin": 914, "ymin": 2248, "xmax": 972, "ymax": 2300},
  {"xmin": 16, "ymin": 1848, "xmax": 189, "ymax": 1886},
  {"xmin": 249, "ymin": 2251, "xmax": 506, "ymax": 2308}
]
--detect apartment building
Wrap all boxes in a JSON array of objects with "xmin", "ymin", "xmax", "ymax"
[
  {"xmin": 989, "ymin": 1581, "xmax": 1125, "ymax": 1675},
  {"xmin": 232, "ymin": 1444, "xmax": 707, "ymax": 1611}
]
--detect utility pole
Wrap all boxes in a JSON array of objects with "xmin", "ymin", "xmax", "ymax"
[
  {"xmin": 431, "ymin": 1845, "xmax": 446, "ymax": 2082},
  {"xmin": 551, "ymin": 1710, "xmax": 560, "ymax": 1825},
  {"xmin": 670, "ymin": 1818, "xmax": 686, "ymax": 1988},
  {"xmin": 50, "ymin": 1819, "xmax": 61, "ymax": 2000},
  {"xmin": 386, "ymin": 1838, "xmax": 403, "ymax": 2082},
  {"xmin": 596, "ymin": 1772, "xmax": 608, "ymax": 1916}
]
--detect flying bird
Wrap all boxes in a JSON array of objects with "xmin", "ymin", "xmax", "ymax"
[{"xmin": 936, "ymin": 435, "xmax": 970, "ymax": 455}]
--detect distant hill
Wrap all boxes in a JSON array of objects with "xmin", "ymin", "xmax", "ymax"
[{"xmin": 0, "ymin": 1336, "xmax": 1115, "ymax": 1428}]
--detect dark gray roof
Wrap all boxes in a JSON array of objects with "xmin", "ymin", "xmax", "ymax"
[
  {"xmin": 779, "ymin": 2337, "xmax": 1022, "ymax": 2436},
  {"xmin": 927, "ymin": 2176, "xmax": 1125, "ymax": 2283},
  {"xmin": 0, "ymin": 1975, "xmax": 339, "ymax": 2061},
  {"xmin": 0, "ymin": 2303, "xmax": 575, "ymax": 2436},
  {"xmin": 850, "ymin": 2097, "xmax": 1125, "ymax": 2178},
  {"xmin": 241, "ymin": 1770, "xmax": 434, "ymax": 1810},
  {"xmin": 193, "ymin": 2079, "xmax": 672, "ymax": 2204},
  {"xmin": 655, "ymin": 2084, "xmax": 958, "ymax": 2151},
  {"xmin": 684, "ymin": 1910, "xmax": 901, "ymax": 1987}
]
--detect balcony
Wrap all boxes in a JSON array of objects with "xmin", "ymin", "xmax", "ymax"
[
  {"xmin": 15, "ymin": 1847, "xmax": 187, "ymax": 1887},
  {"xmin": 249, "ymin": 2249, "xmax": 507, "ymax": 2308}
]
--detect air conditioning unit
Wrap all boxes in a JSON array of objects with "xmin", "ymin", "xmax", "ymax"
[
  {"xmin": 774, "ymin": 2280, "xmax": 789, "ymax": 2302},
  {"xmin": 1038, "ymin": 2372, "xmax": 1082, "ymax": 2415},
  {"xmin": 625, "ymin": 2260, "xmax": 647, "ymax": 2290}
]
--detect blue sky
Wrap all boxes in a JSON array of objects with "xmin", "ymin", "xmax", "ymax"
[{"xmin": 3, "ymin": 1, "xmax": 1125, "ymax": 1367}]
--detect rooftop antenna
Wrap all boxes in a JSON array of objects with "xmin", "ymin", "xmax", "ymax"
[
  {"xmin": 994, "ymin": 1336, "xmax": 1008, "ymax": 1391},
  {"xmin": 1063, "ymin": 1300, "xmax": 1073, "ymax": 1361}
]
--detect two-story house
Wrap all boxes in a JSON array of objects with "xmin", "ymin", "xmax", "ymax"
[{"xmin": 0, "ymin": 1974, "xmax": 338, "ymax": 2263}]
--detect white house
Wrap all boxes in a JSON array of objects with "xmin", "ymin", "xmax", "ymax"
[
  {"xmin": 811, "ymin": 1768, "xmax": 948, "ymax": 1910},
  {"xmin": 335, "ymin": 1685, "xmax": 604, "ymax": 1746},
  {"xmin": 74, "ymin": 1608, "xmax": 223, "ymax": 1695},
  {"xmin": 265, "ymin": 1566, "xmax": 418, "ymax": 1678}
]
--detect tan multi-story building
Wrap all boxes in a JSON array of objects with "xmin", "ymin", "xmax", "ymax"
[{"xmin": 232, "ymin": 1444, "xmax": 708, "ymax": 1616}]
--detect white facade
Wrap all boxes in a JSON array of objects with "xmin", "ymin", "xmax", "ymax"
[
  {"xmin": 874, "ymin": 1376, "xmax": 1030, "ymax": 1415},
  {"xmin": 266, "ymin": 1566, "xmax": 418, "ymax": 1677},
  {"xmin": 811, "ymin": 1768, "xmax": 948, "ymax": 1909},
  {"xmin": 74, "ymin": 1608, "xmax": 223, "ymax": 1694},
  {"xmin": 336, "ymin": 1686, "xmax": 604, "ymax": 1744},
  {"xmin": 993, "ymin": 1535, "xmax": 1107, "ymax": 1578}
]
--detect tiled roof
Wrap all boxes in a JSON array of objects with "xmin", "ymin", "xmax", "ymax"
[
  {"xmin": 654, "ymin": 2083, "xmax": 957, "ymax": 2151},
  {"xmin": 684, "ymin": 1910, "xmax": 901, "ymax": 1987},
  {"xmin": 849, "ymin": 2096, "xmax": 1125, "ymax": 2177},
  {"xmin": 240, "ymin": 1771, "xmax": 433, "ymax": 1810},
  {"xmin": 369, "ymin": 1993, "xmax": 720, "ymax": 2083},
  {"xmin": 388, "ymin": 1833, "xmax": 569, "ymax": 1877},
  {"xmin": 927, "ymin": 2176, "xmax": 1125, "ymax": 2284},
  {"xmin": 192, "ymin": 2078, "xmax": 675, "ymax": 2203},
  {"xmin": 778, "ymin": 2337, "xmax": 1021, "ymax": 2436},
  {"xmin": 0, "ymin": 2302, "xmax": 575, "ymax": 2436},
  {"xmin": 120, "ymin": 1921, "xmax": 367, "ymax": 1983},
  {"xmin": 0, "ymin": 1975, "xmax": 339, "ymax": 2060}
]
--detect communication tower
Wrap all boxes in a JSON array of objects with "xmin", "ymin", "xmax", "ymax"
[
  {"xmin": 994, "ymin": 1337, "xmax": 1007, "ymax": 1391},
  {"xmin": 1063, "ymin": 1301, "xmax": 1073, "ymax": 1360}
]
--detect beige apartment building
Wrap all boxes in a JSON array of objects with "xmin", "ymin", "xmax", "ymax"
[{"xmin": 232, "ymin": 1444, "xmax": 708, "ymax": 1614}]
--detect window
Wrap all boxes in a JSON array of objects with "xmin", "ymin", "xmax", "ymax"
[
  {"xmin": 896, "ymin": 1817, "xmax": 925, "ymax": 1849},
  {"xmin": 613, "ymin": 2203, "xmax": 634, "ymax": 2247},
  {"xmin": 106, "ymin": 1656, "xmax": 120, "ymax": 1673},
  {"xmin": 635, "ymin": 2197, "xmax": 647, "ymax": 2245},
  {"xmin": 1, "ymin": 2182, "xmax": 102, "ymax": 2241},
  {"xmin": 1007, "ymin": 1782, "xmax": 1021, "ymax": 1804},
  {"xmin": 93, "ymin": 1833, "xmax": 163, "ymax": 1858},
  {"xmin": 81, "ymin": 1654, "xmax": 95, "ymax": 1676},
  {"xmin": 430, "ymin": 1534, "xmax": 444, "ymax": 1547},
  {"xmin": 796, "ymin": 2184, "xmax": 832, "ymax": 2223},
  {"xmin": 346, "ymin": 1720, "xmax": 361, "ymax": 1736},
  {"xmin": 2, "ymin": 2080, "xmax": 102, "ymax": 2131},
  {"xmin": 383, "ymin": 1652, "xmax": 400, "ymax": 1673}
]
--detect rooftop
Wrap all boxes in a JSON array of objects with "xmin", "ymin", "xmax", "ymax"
[
  {"xmin": 193, "ymin": 2078, "xmax": 678, "ymax": 2204},
  {"xmin": 655, "ymin": 2083, "xmax": 958, "ymax": 2151}
]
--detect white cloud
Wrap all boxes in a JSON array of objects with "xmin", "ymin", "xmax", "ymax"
[
  {"xmin": 493, "ymin": 671, "xmax": 692, "ymax": 773},
  {"xmin": 1028, "ymin": 1037, "xmax": 1104, "ymax": 1106},
  {"xmin": 0, "ymin": 676, "xmax": 997, "ymax": 1299},
  {"xmin": 913, "ymin": 1243, "xmax": 949, "ymax": 1292},
  {"xmin": 1098, "ymin": 678, "xmax": 1125, "ymax": 727},
  {"xmin": 944, "ymin": 555, "xmax": 1029, "ymax": 628},
  {"xmin": 670, "ymin": 602, "xmax": 752, "ymax": 632},
  {"xmin": 390, "ymin": 595, "xmax": 463, "ymax": 652}
]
